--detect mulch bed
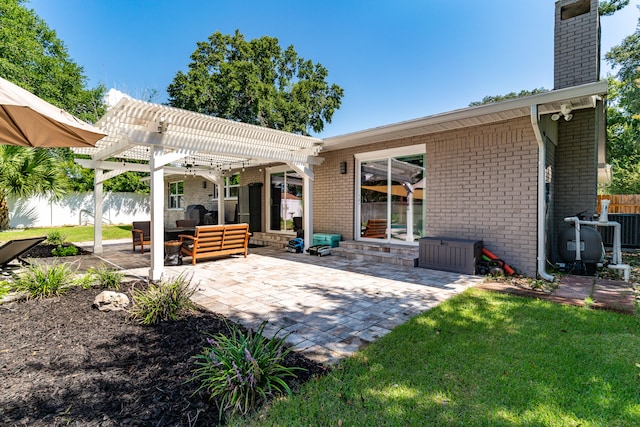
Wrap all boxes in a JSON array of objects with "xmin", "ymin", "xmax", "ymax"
[
  {"xmin": 22, "ymin": 243, "xmax": 93, "ymax": 258},
  {"xmin": 0, "ymin": 244, "xmax": 328, "ymax": 426}
]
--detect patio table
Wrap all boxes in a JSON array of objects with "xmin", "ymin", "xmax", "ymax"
[{"xmin": 164, "ymin": 227, "xmax": 195, "ymax": 242}]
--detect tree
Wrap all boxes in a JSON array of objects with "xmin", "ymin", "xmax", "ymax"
[
  {"xmin": 0, "ymin": 146, "xmax": 69, "ymax": 229},
  {"xmin": 599, "ymin": 0, "xmax": 630, "ymax": 16},
  {"xmin": 604, "ymin": 30, "xmax": 640, "ymax": 193},
  {"xmin": 0, "ymin": 0, "xmax": 107, "ymax": 229},
  {"xmin": 167, "ymin": 30, "xmax": 344, "ymax": 136},
  {"xmin": 469, "ymin": 88, "xmax": 549, "ymax": 107},
  {"xmin": 0, "ymin": 0, "xmax": 105, "ymax": 122}
]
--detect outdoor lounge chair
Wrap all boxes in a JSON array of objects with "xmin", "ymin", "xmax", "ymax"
[
  {"xmin": 0, "ymin": 236, "xmax": 46, "ymax": 268},
  {"xmin": 132, "ymin": 221, "xmax": 151, "ymax": 254}
]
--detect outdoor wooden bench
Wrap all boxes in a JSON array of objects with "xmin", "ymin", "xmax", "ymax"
[
  {"xmin": 363, "ymin": 219, "xmax": 387, "ymax": 238},
  {"xmin": 179, "ymin": 223, "xmax": 250, "ymax": 265}
]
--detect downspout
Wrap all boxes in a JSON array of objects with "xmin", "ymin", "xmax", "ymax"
[{"xmin": 531, "ymin": 104, "xmax": 555, "ymax": 281}]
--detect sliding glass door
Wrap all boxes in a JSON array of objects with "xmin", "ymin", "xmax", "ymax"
[
  {"xmin": 356, "ymin": 145, "xmax": 425, "ymax": 243},
  {"xmin": 267, "ymin": 167, "xmax": 303, "ymax": 232}
]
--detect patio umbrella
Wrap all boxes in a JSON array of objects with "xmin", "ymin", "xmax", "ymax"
[{"xmin": 0, "ymin": 77, "xmax": 105, "ymax": 147}]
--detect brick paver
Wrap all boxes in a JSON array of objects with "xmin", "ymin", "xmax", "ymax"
[{"xmin": 84, "ymin": 242, "xmax": 483, "ymax": 364}]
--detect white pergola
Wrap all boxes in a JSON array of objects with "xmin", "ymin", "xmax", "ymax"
[{"xmin": 74, "ymin": 96, "xmax": 323, "ymax": 280}]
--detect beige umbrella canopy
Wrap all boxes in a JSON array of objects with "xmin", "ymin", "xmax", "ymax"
[{"xmin": 0, "ymin": 77, "xmax": 105, "ymax": 147}]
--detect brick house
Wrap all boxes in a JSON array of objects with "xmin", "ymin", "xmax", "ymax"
[
  {"xmin": 78, "ymin": 0, "xmax": 607, "ymax": 280},
  {"xmin": 219, "ymin": 0, "xmax": 603, "ymax": 279}
]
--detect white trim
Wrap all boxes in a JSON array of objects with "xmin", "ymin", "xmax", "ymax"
[
  {"xmin": 325, "ymin": 81, "xmax": 608, "ymax": 151},
  {"xmin": 355, "ymin": 144, "xmax": 426, "ymax": 161}
]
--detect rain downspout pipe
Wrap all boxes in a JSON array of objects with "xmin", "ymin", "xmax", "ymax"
[{"xmin": 531, "ymin": 104, "xmax": 555, "ymax": 281}]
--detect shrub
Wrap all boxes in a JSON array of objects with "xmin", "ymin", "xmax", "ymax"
[
  {"xmin": 191, "ymin": 321, "xmax": 303, "ymax": 420},
  {"xmin": 46, "ymin": 231, "xmax": 67, "ymax": 246},
  {"xmin": 13, "ymin": 262, "xmax": 75, "ymax": 298},
  {"xmin": 73, "ymin": 273, "xmax": 96, "ymax": 290},
  {"xmin": 0, "ymin": 280, "xmax": 11, "ymax": 299},
  {"xmin": 87, "ymin": 264, "xmax": 124, "ymax": 290},
  {"xmin": 51, "ymin": 245, "xmax": 78, "ymax": 257},
  {"xmin": 129, "ymin": 274, "xmax": 196, "ymax": 325}
]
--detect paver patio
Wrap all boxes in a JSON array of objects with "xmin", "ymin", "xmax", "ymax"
[{"xmin": 84, "ymin": 241, "xmax": 483, "ymax": 364}]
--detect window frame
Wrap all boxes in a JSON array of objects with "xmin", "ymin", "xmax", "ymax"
[{"xmin": 168, "ymin": 180, "xmax": 184, "ymax": 210}]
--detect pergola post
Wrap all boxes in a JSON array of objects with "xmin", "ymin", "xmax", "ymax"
[
  {"xmin": 303, "ymin": 172, "xmax": 313, "ymax": 252},
  {"xmin": 93, "ymin": 168, "xmax": 104, "ymax": 254},
  {"xmin": 216, "ymin": 177, "xmax": 225, "ymax": 224},
  {"xmin": 149, "ymin": 146, "xmax": 165, "ymax": 281}
]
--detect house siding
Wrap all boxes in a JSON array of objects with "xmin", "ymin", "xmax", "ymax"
[{"xmin": 315, "ymin": 116, "xmax": 540, "ymax": 277}]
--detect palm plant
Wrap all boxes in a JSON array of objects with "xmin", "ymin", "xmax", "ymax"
[{"xmin": 0, "ymin": 146, "xmax": 69, "ymax": 230}]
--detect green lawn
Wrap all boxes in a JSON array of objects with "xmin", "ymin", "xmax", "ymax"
[
  {"xmin": 233, "ymin": 288, "xmax": 640, "ymax": 426},
  {"xmin": 0, "ymin": 224, "xmax": 132, "ymax": 243}
]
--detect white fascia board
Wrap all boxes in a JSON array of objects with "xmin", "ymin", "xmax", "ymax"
[{"xmin": 323, "ymin": 81, "xmax": 608, "ymax": 150}]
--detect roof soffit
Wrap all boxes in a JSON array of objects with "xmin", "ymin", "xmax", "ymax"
[{"xmin": 322, "ymin": 81, "xmax": 608, "ymax": 151}]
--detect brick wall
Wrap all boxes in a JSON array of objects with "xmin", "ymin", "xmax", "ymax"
[
  {"xmin": 554, "ymin": 0, "xmax": 600, "ymax": 89},
  {"xmin": 163, "ymin": 176, "xmax": 214, "ymax": 226},
  {"xmin": 552, "ymin": 108, "xmax": 598, "ymax": 261},
  {"xmin": 316, "ymin": 116, "xmax": 541, "ymax": 276}
]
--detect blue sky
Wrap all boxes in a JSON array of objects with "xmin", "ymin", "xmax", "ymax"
[{"xmin": 26, "ymin": 0, "xmax": 640, "ymax": 138}]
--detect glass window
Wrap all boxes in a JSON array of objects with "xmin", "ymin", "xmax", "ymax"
[
  {"xmin": 212, "ymin": 174, "xmax": 240, "ymax": 200},
  {"xmin": 357, "ymin": 145, "xmax": 425, "ymax": 244},
  {"xmin": 169, "ymin": 181, "xmax": 183, "ymax": 209}
]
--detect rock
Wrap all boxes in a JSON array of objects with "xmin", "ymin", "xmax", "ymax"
[{"xmin": 93, "ymin": 291, "xmax": 130, "ymax": 311}]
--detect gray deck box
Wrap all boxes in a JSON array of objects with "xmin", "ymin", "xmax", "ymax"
[{"xmin": 418, "ymin": 238, "xmax": 483, "ymax": 275}]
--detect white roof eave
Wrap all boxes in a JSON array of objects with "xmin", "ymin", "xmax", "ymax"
[{"xmin": 322, "ymin": 81, "xmax": 608, "ymax": 151}]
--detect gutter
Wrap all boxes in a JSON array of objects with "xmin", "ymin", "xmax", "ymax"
[{"xmin": 531, "ymin": 104, "xmax": 555, "ymax": 281}]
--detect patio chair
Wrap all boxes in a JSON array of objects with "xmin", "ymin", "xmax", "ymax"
[
  {"xmin": 132, "ymin": 221, "xmax": 151, "ymax": 254},
  {"xmin": 0, "ymin": 236, "xmax": 46, "ymax": 268}
]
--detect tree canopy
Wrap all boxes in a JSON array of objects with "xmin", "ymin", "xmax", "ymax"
[
  {"xmin": 167, "ymin": 30, "xmax": 344, "ymax": 136},
  {"xmin": 599, "ymin": 0, "xmax": 630, "ymax": 16},
  {"xmin": 0, "ymin": 0, "xmax": 149, "ymax": 208},
  {"xmin": 0, "ymin": 0, "xmax": 105, "ymax": 122},
  {"xmin": 604, "ymin": 15, "xmax": 640, "ymax": 194}
]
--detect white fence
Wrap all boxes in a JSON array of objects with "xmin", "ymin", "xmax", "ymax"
[{"xmin": 8, "ymin": 192, "xmax": 150, "ymax": 228}]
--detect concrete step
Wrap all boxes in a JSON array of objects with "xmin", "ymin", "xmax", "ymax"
[
  {"xmin": 331, "ymin": 246, "xmax": 418, "ymax": 268},
  {"xmin": 251, "ymin": 232, "xmax": 296, "ymax": 249},
  {"xmin": 338, "ymin": 240, "xmax": 419, "ymax": 257}
]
